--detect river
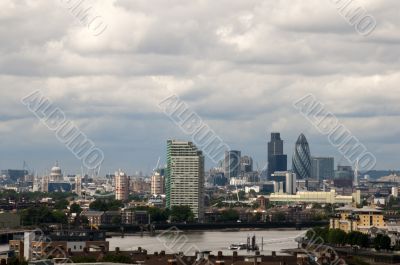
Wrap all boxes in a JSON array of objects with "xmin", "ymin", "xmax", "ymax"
[
  {"xmin": 107, "ymin": 229, "xmax": 305, "ymax": 255},
  {"xmin": 0, "ymin": 229, "xmax": 305, "ymax": 255}
]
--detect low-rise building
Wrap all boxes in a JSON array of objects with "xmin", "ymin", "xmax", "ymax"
[
  {"xmin": 269, "ymin": 189, "xmax": 361, "ymax": 205},
  {"xmin": 330, "ymin": 206, "xmax": 386, "ymax": 233}
]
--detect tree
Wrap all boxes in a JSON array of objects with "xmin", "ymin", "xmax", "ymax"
[
  {"xmin": 219, "ymin": 209, "xmax": 239, "ymax": 222},
  {"xmin": 328, "ymin": 229, "xmax": 346, "ymax": 246},
  {"xmin": 170, "ymin": 206, "xmax": 194, "ymax": 222},
  {"xmin": 374, "ymin": 234, "xmax": 391, "ymax": 251},
  {"xmin": 89, "ymin": 199, "xmax": 123, "ymax": 211},
  {"xmin": 54, "ymin": 199, "xmax": 69, "ymax": 210},
  {"xmin": 70, "ymin": 203, "xmax": 82, "ymax": 214}
]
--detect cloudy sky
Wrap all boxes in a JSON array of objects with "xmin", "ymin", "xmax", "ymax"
[{"xmin": 0, "ymin": 0, "xmax": 399, "ymax": 176}]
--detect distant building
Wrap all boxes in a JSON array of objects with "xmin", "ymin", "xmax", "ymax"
[
  {"xmin": 166, "ymin": 140, "xmax": 204, "ymax": 220},
  {"xmin": 0, "ymin": 170, "xmax": 28, "ymax": 182},
  {"xmin": 269, "ymin": 189, "xmax": 361, "ymax": 205},
  {"xmin": 267, "ymin": 133, "xmax": 287, "ymax": 179},
  {"xmin": 271, "ymin": 171, "xmax": 297, "ymax": 195},
  {"xmin": 240, "ymin": 155, "xmax": 253, "ymax": 173},
  {"xmin": 131, "ymin": 178, "xmax": 151, "ymax": 194},
  {"xmin": 75, "ymin": 175, "xmax": 82, "ymax": 196},
  {"xmin": 224, "ymin": 150, "xmax": 241, "ymax": 179},
  {"xmin": 311, "ymin": 157, "xmax": 334, "ymax": 180},
  {"xmin": 115, "ymin": 170, "xmax": 129, "ymax": 201},
  {"xmin": 334, "ymin": 165, "xmax": 353, "ymax": 188},
  {"xmin": 50, "ymin": 162, "xmax": 63, "ymax": 182},
  {"xmin": 151, "ymin": 172, "xmax": 165, "ymax": 195},
  {"xmin": 292, "ymin": 133, "xmax": 312, "ymax": 179}
]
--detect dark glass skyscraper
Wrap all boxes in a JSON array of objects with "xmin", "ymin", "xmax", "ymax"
[
  {"xmin": 224, "ymin": 150, "xmax": 241, "ymax": 178},
  {"xmin": 267, "ymin": 133, "xmax": 287, "ymax": 179},
  {"xmin": 292, "ymin": 133, "xmax": 312, "ymax": 179}
]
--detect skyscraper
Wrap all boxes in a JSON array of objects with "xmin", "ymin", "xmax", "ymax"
[
  {"xmin": 311, "ymin": 157, "xmax": 334, "ymax": 180},
  {"xmin": 240, "ymin": 155, "xmax": 253, "ymax": 173},
  {"xmin": 224, "ymin": 150, "xmax": 241, "ymax": 179},
  {"xmin": 75, "ymin": 175, "xmax": 82, "ymax": 196},
  {"xmin": 267, "ymin": 133, "xmax": 287, "ymax": 179},
  {"xmin": 166, "ymin": 140, "xmax": 205, "ymax": 220},
  {"xmin": 115, "ymin": 170, "xmax": 129, "ymax": 201},
  {"xmin": 292, "ymin": 133, "xmax": 312, "ymax": 179}
]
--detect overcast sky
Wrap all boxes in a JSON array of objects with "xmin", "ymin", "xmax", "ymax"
[{"xmin": 0, "ymin": 0, "xmax": 399, "ymax": 176}]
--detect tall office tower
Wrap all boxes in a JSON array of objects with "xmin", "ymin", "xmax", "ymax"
[
  {"xmin": 311, "ymin": 157, "xmax": 334, "ymax": 180},
  {"xmin": 75, "ymin": 175, "xmax": 82, "ymax": 196},
  {"xmin": 166, "ymin": 140, "xmax": 205, "ymax": 220},
  {"xmin": 224, "ymin": 150, "xmax": 241, "ymax": 178},
  {"xmin": 292, "ymin": 133, "xmax": 312, "ymax": 179},
  {"xmin": 151, "ymin": 172, "xmax": 165, "ymax": 195},
  {"xmin": 334, "ymin": 165, "xmax": 353, "ymax": 188},
  {"xmin": 240, "ymin": 155, "xmax": 253, "ymax": 173},
  {"xmin": 267, "ymin": 133, "xmax": 287, "ymax": 179},
  {"xmin": 115, "ymin": 170, "xmax": 129, "ymax": 201}
]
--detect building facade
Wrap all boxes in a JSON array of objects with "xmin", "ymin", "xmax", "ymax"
[
  {"xmin": 330, "ymin": 206, "xmax": 386, "ymax": 234},
  {"xmin": 311, "ymin": 157, "xmax": 334, "ymax": 180},
  {"xmin": 224, "ymin": 150, "xmax": 241, "ymax": 179},
  {"xmin": 151, "ymin": 172, "xmax": 165, "ymax": 195},
  {"xmin": 292, "ymin": 133, "xmax": 312, "ymax": 179},
  {"xmin": 115, "ymin": 170, "xmax": 129, "ymax": 201},
  {"xmin": 166, "ymin": 140, "xmax": 205, "ymax": 220},
  {"xmin": 267, "ymin": 133, "xmax": 287, "ymax": 179}
]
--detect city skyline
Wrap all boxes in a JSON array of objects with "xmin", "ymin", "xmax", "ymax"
[{"xmin": 1, "ymin": 1, "xmax": 400, "ymax": 174}]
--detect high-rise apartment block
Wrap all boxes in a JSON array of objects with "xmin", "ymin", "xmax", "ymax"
[
  {"xmin": 166, "ymin": 140, "xmax": 204, "ymax": 220},
  {"xmin": 115, "ymin": 170, "xmax": 129, "ymax": 201}
]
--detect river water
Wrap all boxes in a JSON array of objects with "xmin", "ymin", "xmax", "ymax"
[
  {"xmin": 0, "ymin": 229, "xmax": 305, "ymax": 256},
  {"xmin": 108, "ymin": 229, "xmax": 305, "ymax": 255}
]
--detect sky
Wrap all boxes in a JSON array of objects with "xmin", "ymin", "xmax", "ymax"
[{"xmin": 0, "ymin": 0, "xmax": 399, "ymax": 176}]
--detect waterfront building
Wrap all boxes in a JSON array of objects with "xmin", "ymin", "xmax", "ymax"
[
  {"xmin": 115, "ymin": 170, "xmax": 129, "ymax": 201},
  {"xmin": 267, "ymin": 133, "xmax": 287, "ymax": 179},
  {"xmin": 330, "ymin": 206, "xmax": 386, "ymax": 234},
  {"xmin": 166, "ymin": 140, "xmax": 205, "ymax": 220},
  {"xmin": 224, "ymin": 150, "xmax": 241, "ymax": 179},
  {"xmin": 269, "ymin": 189, "xmax": 361, "ymax": 204},
  {"xmin": 9, "ymin": 230, "xmax": 108, "ymax": 261},
  {"xmin": 311, "ymin": 157, "xmax": 334, "ymax": 180},
  {"xmin": 292, "ymin": 134, "xmax": 312, "ymax": 179}
]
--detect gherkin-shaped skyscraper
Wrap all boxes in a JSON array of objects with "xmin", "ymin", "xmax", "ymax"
[{"xmin": 292, "ymin": 133, "xmax": 311, "ymax": 179}]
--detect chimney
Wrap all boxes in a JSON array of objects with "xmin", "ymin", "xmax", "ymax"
[
  {"xmin": 115, "ymin": 247, "xmax": 120, "ymax": 254},
  {"xmin": 272, "ymin": 251, "xmax": 276, "ymax": 257},
  {"xmin": 217, "ymin": 251, "xmax": 223, "ymax": 261},
  {"xmin": 168, "ymin": 259, "xmax": 177, "ymax": 265},
  {"xmin": 160, "ymin": 251, "xmax": 166, "ymax": 256},
  {"xmin": 232, "ymin": 251, "xmax": 238, "ymax": 263}
]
